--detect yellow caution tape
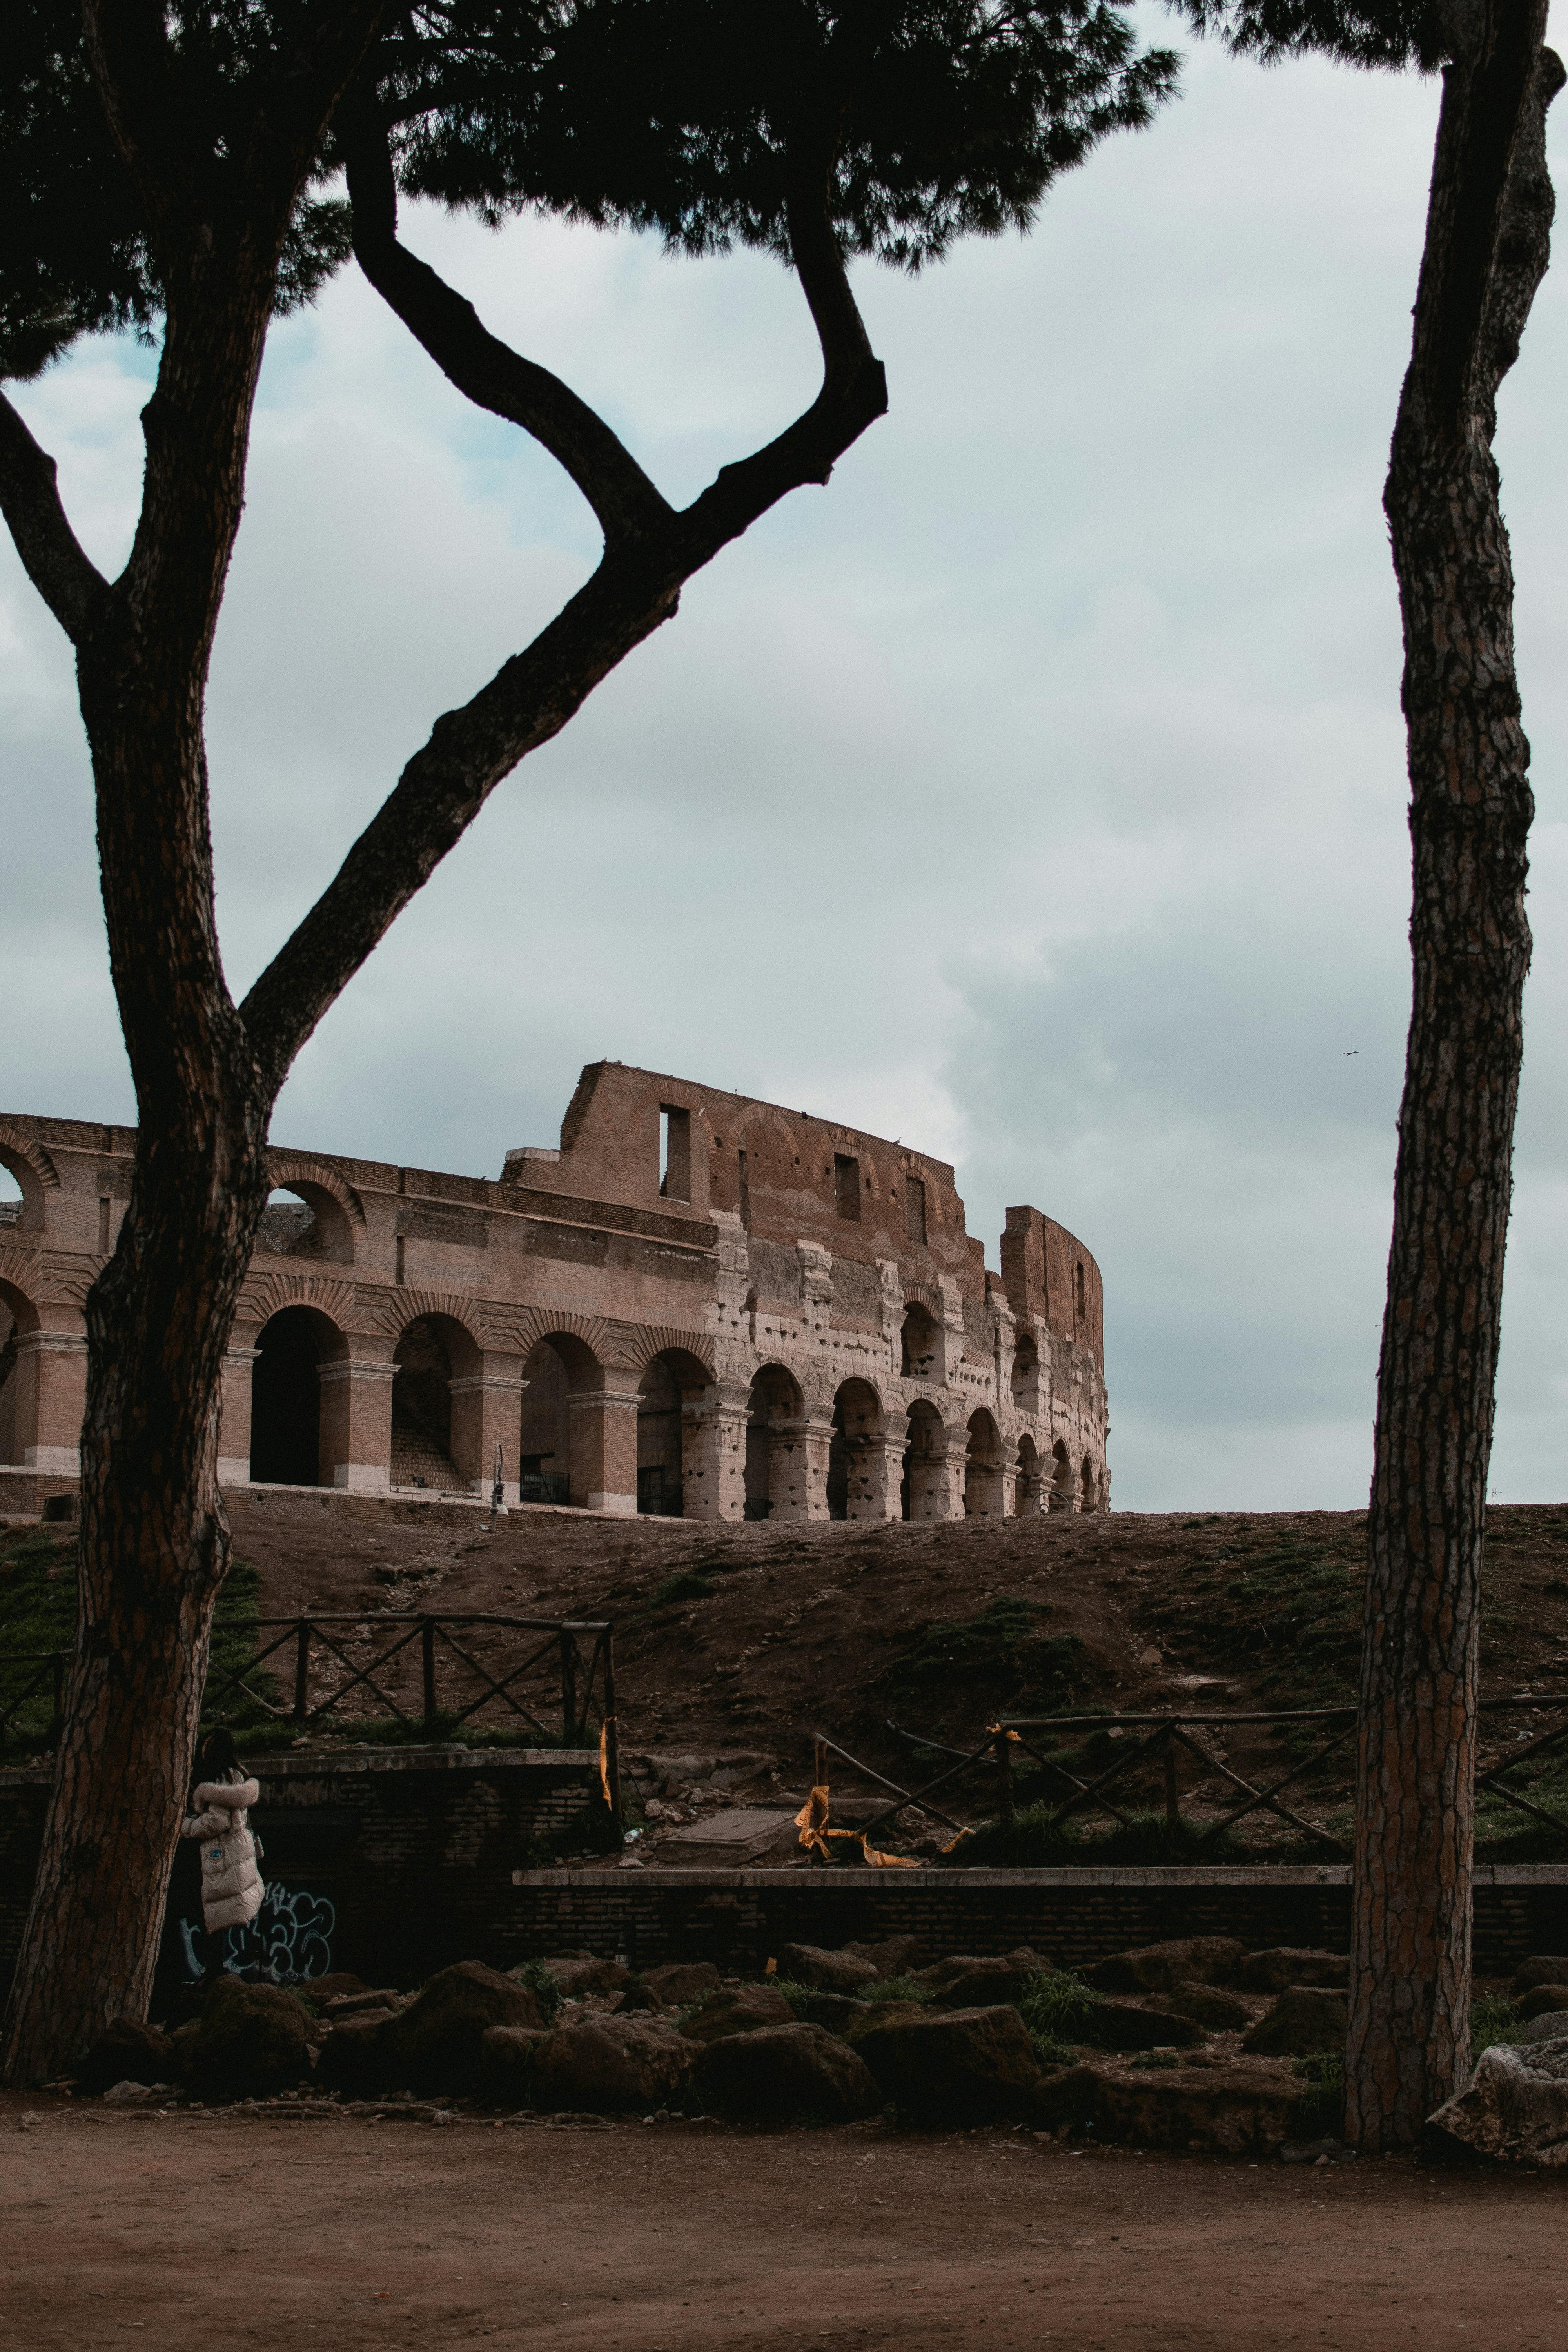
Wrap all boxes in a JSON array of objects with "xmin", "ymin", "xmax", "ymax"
[
  {"xmin": 794, "ymin": 1784, "xmax": 832, "ymax": 1854},
  {"xmin": 599, "ymin": 1718, "xmax": 615, "ymax": 1807},
  {"xmin": 939, "ymin": 1826, "xmax": 975, "ymax": 1855}
]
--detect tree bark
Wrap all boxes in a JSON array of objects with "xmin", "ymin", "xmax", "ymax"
[{"xmin": 1346, "ymin": 9, "xmax": 1562, "ymax": 2152}]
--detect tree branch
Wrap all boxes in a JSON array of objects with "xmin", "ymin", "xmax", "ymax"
[
  {"xmin": 243, "ymin": 147, "xmax": 887, "ymax": 1093},
  {"xmin": 343, "ymin": 117, "xmax": 673, "ymax": 548},
  {"xmin": 0, "ymin": 393, "xmax": 109, "ymax": 644}
]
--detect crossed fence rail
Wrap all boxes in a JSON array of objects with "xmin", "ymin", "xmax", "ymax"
[
  {"xmin": 3, "ymin": 1613, "xmax": 621, "ymax": 1822},
  {"xmin": 802, "ymin": 1691, "xmax": 1568, "ymax": 1858}
]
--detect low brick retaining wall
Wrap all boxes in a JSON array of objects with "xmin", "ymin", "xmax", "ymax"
[
  {"xmin": 508, "ymin": 1863, "xmax": 1568, "ymax": 1980},
  {"xmin": 0, "ymin": 1746, "xmax": 603, "ymax": 2002}
]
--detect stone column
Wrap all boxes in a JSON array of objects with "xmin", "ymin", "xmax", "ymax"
[
  {"xmin": 845, "ymin": 1417, "xmax": 908, "ymax": 1523},
  {"xmin": 566, "ymin": 1369, "xmax": 641, "ymax": 1514},
  {"xmin": 318, "ymin": 1348, "xmax": 396, "ymax": 1491},
  {"xmin": 448, "ymin": 1351, "xmax": 527, "ymax": 1501},
  {"xmin": 681, "ymin": 1384, "xmax": 749, "ymax": 1521},
  {"xmin": 217, "ymin": 1335, "xmax": 260, "ymax": 1485},
  {"xmin": 768, "ymin": 1412, "xmax": 833, "ymax": 1521},
  {"xmin": 14, "ymin": 1326, "xmax": 87, "ymax": 1473}
]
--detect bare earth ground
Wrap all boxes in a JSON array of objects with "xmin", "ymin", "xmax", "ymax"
[
  {"xmin": 4, "ymin": 2094, "xmax": 1566, "ymax": 2352},
  {"xmin": 210, "ymin": 1502, "xmax": 1568, "ymax": 1824}
]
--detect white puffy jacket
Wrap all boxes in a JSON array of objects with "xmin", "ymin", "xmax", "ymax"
[{"xmin": 181, "ymin": 1769, "xmax": 264, "ymax": 1932}]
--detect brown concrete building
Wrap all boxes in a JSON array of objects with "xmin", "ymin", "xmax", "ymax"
[{"xmin": 0, "ymin": 1065, "xmax": 1108, "ymax": 1519}]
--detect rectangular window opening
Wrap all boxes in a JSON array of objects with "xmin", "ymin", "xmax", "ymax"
[
  {"xmin": 737, "ymin": 1147, "xmax": 751, "ymax": 1228},
  {"xmin": 904, "ymin": 1177, "xmax": 927, "ymax": 1246},
  {"xmin": 1075, "ymin": 1261, "xmax": 1086, "ymax": 1321},
  {"xmin": 97, "ymin": 1196, "xmax": 111, "ymax": 1254},
  {"xmin": 834, "ymin": 1154, "xmax": 861, "ymax": 1222},
  {"xmin": 395, "ymin": 1234, "xmax": 406, "ymax": 1285},
  {"xmin": 660, "ymin": 1106, "xmax": 691, "ymax": 1202}
]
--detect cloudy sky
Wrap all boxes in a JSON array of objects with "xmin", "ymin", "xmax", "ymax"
[{"xmin": 4, "ymin": 18, "xmax": 1566, "ymax": 1512}]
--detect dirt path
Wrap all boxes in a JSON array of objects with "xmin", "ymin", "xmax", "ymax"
[{"xmin": 5, "ymin": 2094, "xmax": 1564, "ymax": 2350}]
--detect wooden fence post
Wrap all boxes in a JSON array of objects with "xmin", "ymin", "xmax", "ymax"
[
  {"xmin": 294, "ymin": 1622, "xmax": 311, "ymax": 1725},
  {"xmin": 422, "ymin": 1618, "xmax": 437, "ymax": 1731}
]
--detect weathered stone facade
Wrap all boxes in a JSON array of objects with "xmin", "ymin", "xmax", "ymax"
[{"xmin": 0, "ymin": 1064, "xmax": 1108, "ymax": 1519}]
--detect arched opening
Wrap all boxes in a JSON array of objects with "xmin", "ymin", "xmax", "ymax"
[
  {"xmin": 1016, "ymin": 1433, "xmax": 1040, "ymax": 1516},
  {"xmin": 0, "ymin": 1147, "xmax": 44, "ymax": 1236},
  {"xmin": 744, "ymin": 1363, "xmax": 804, "ymax": 1521},
  {"xmin": 0, "ymin": 1163, "xmax": 22, "ymax": 1232},
  {"xmin": 391, "ymin": 1314, "xmax": 479, "ymax": 1491},
  {"xmin": 965, "ymin": 1410, "xmax": 1003, "ymax": 1516},
  {"xmin": 255, "ymin": 1182, "xmax": 354, "ymax": 1265},
  {"xmin": 250, "ymin": 1305, "xmax": 341, "ymax": 1486},
  {"xmin": 901, "ymin": 1399, "xmax": 946, "ymax": 1520},
  {"xmin": 0, "ymin": 1276, "xmax": 38, "ymax": 1467},
  {"xmin": 1051, "ymin": 1438, "xmax": 1073, "ymax": 1508},
  {"xmin": 827, "ymin": 1377, "xmax": 883, "ymax": 1521},
  {"xmin": 637, "ymin": 1348, "xmax": 710, "ymax": 1517},
  {"xmin": 1010, "ymin": 1333, "xmax": 1038, "ymax": 1404},
  {"xmin": 900, "ymin": 1302, "xmax": 937, "ymax": 1381},
  {"xmin": 518, "ymin": 1331, "xmax": 601, "ymax": 1504}
]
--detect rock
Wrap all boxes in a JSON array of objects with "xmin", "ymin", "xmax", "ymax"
[
  {"xmin": 779, "ymin": 1990, "xmax": 871, "ymax": 2036},
  {"xmin": 1507, "ymin": 2010, "xmax": 1568, "ymax": 2048},
  {"xmin": 655, "ymin": 1809, "xmax": 800, "ymax": 1867},
  {"xmin": 853, "ymin": 2004, "xmax": 1042, "ymax": 2123},
  {"xmin": 532, "ymin": 2016, "xmax": 695, "ymax": 2113},
  {"xmin": 1517, "ymin": 1984, "xmax": 1568, "ymax": 2024},
  {"xmin": 679, "ymin": 1985, "xmax": 797, "ymax": 2043},
  {"xmin": 1509, "ymin": 1955, "xmax": 1568, "ymax": 1998},
  {"xmin": 102, "ymin": 2080, "xmax": 158, "ymax": 2105},
  {"xmin": 843, "ymin": 1935, "xmax": 923, "ymax": 1978},
  {"xmin": 307, "ymin": 1972, "xmax": 370, "ymax": 2003},
  {"xmin": 846, "ymin": 2001, "xmax": 929, "ymax": 2045},
  {"xmin": 642, "ymin": 1962, "xmax": 722, "ymax": 2007},
  {"xmin": 77, "ymin": 2018, "xmax": 176, "ymax": 2099},
  {"xmin": 1427, "ymin": 2035, "xmax": 1568, "ymax": 2165},
  {"xmin": 695, "ymin": 2023, "xmax": 881, "ymax": 2124},
  {"xmin": 1160, "ymin": 1985, "xmax": 1251, "ymax": 2034},
  {"xmin": 380, "ymin": 1961, "xmax": 548, "ymax": 2095},
  {"xmin": 931, "ymin": 1955, "xmax": 1053, "ymax": 2010},
  {"xmin": 610, "ymin": 1978, "xmax": 662, "ymax": 2014},
  {"xmin": 1279, "ymin": 2138, "xmax": 1356, "ymax": 2165},
  {"xmin": 1088, "ymin": 2002, "xmax": 1205, "ymax": 2053},
  {"xmin": 1237, "ymin": 1948, "xmax": 1349, "ymax": 1994},
  {"xmin": 776, "ymin": 1943, "xmax": 880, "ymax": 1995},
  {"xmin": 187, "ymin": 1977, "xmax": 312, "ymax": 2102},
  {"xmin": 477, "ymin": 2024, "xmax": 551, "ymax": 2107},
  {"xmin": 1242, "ymin": 1987, "xmax": 1348, "ymax": 2058},
  {"xmin": 1085, "ymin": 1938, "xmax": 1244, "ymax": 1996},
  {"xmin": 314, "ymin": 2014, "xmax": 390, "ymax": 2096},
  {"xmin": 321, "ymin": 1988, "xmax": 400, "ymax": 2020},
  {"xmin": 1036, "ymin": 2059, "xmax": 1304, "ymax": 2156},
  {"xmin": 541, "ymin": 1954, "xmax": 632, "ymax": 2001}
]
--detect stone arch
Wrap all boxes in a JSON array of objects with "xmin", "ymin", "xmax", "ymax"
[
  {"xmin": 1015, "ymin": 1432, "xmax": 1041, "ymax": 1516},
  {"xmin": 256, "ymin": 1173, "xmax": 358, "ymax": 1266},
  {"xmin": 827, "ymin": 1376, "xmax": 884, "ymax": 1521},
  {"xmin": 900, "ymin": 1299, "xmax": 939, "ymax": 1381},
  {"xmin": 517, "ymin": 1325, "xmax": 608, "ymax": 1502},
  {"xmin": 391, "ymin": 1310, "xmax": 482, "ymax": 1490},
  {"xmin": 617, "ymin": 1323, "xmax": 716, "ymax": 1381},
  {"xmin": 250, "ymin": 1303, "xmax": 348, "ymax": 1487},
  {"xmin": 965, "ymin": 1408, "xmax": 1004, "ymax": 1516},
  {"xmin": 744, "ymin": 1361, "xmax": 805, "ymax": 1521},
  {"xmin": 265, "ymin": 1156, "xmax": 366, "ymax": 1227},
  {"xmin": 901, "ymin": 1397, "xmax": 948, "ymax": 1520},
  {"xmin": 0, "ymin": 1132, "xmax": 58, "ymax": 1235},
  {"xmin": 0, "ymin": 1270, "xmax": 42, "ymax": 1467},
  {"xmin": 636, "ymin": 1345, "xmax": 713, "ymax": 1517},
  {"xmin": 1051, "ymin": 1437, "xmax": 1073, "ymax": 1508},
  {"xmin": 1010, "ymin": 1330, "xmax": 1039, "ymax": 1403}
]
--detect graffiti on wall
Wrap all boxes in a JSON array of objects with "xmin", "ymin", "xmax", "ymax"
[{"xmin": 178, "ymin": 1880, "xmax": 337, "ymax": 1984}]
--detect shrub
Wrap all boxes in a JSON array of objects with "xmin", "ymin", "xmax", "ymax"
[
  {"xmin": 506, "ymin": 1959, "xmax": 564, "ymax": 2024},
  {"xmin": 1470, "ymin": 1992, "xmax": 1521, "ymax": 2058},
  {"xmin": 1019, "ymin": 1967, "xmax": 1103, "ymax": 2046}
]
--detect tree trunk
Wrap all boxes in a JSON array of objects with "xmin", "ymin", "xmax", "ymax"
[{"xmin": 1346, "ymin": 12, "xmax": 1561, "ymax": 2152}]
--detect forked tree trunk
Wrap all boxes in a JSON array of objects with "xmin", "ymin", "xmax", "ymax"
[{"xmin": 1346, "ymin": 12, "xmax": 1561, "ymax": 2152}]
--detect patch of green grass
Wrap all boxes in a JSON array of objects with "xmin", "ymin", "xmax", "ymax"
[
  {"xmin": 1470, "ymin": 1993, "xmax": 1521, "ymax": 2056},
  {"xmin": 863, "ymin": 1975, "xmax": 932, "ymax": 2007},
  {"xmin": 1291, "ymin": 2051, "xmax": 1345, "ymax": 2140},
  {"xmin": 506, "ymin": 1959, "xmax": 563, "ymax": 2023},
  {"xmin": 1019, "ymin": 1967, "xmax": 1103, "ymax": 2045}
]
